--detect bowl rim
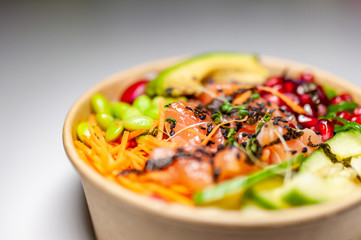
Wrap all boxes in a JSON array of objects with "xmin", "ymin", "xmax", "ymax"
[{"xmin": 63, "ymin": 54, "xmax": 361, "ymax": 228}]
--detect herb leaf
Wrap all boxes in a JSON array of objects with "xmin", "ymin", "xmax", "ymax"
[
  {"xmin": 327, "ymin": 102, "xmax": 358, "ymax": 113},
  {"xmin": 334, "ymin": 122, "xmax": 361, "ymax": 133},
  {"xmin": 165, "ymin": 117, "xmax": 177, "ymax": 124},
  {"xmin": 255, "ymin": 112, "xmax": 272, "ymax": 133},
  {"xmin": 211, "ymin": 111, "xmax": 222, "ymax": 124}
]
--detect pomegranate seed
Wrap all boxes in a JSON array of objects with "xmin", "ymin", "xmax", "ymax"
[
  {"xmin": 336, "ymin": 111, "xmax": 352, "ymax": 121},
  {"xmin": 272, "ymin": 84, "xmax": 284, "ymax": 92},
  {"xmin": 317, "ymin": 86, "xmax": 328, "ymax": 104},
  {"xmin": 353, "ymin": 106, "xmax": 361, "ymax": 116},
  {"xmin": 300, "ymin": 72, "xmax": 314, "ymax": 82},
  {"xmin": 317, "ymin": 104, "xmax": 327, "ymax": 117},
  {"xmin": 283, "ymin": 93, "xmax": 300, "ymax": 105},
  {"xmin": 351, "ymin": 115, "xmax": 361, "ymax": 124},
  {"xmin": 263, "ymin": 93, "xmax": 281, "ymax": 106},
  {"xmin": 330, "ymin": 96, "xmax": 344, "ymax": 105},
  {"xmin": 340, "ymin": 93, "xmax": 353, "ymax": 102},
  {"xmin": 265, "ymin": 77, "xmax": 283, "ymax": 87},
  {"xmin": 299, "ymin": 94, "xmax": 313, "ymax": 106},
  {"xmin": 304, "ymin": 104, "xmax": 317, "ymax": 117},
  {"xmin": 315, "ymin": 119, "xmax": 334, "ymax": 142},
  {"xmin": 298, "ymin": 114, "xmax": 318, "ymax": 128},
  {"xmin": 282, "ymin": 80, "xmax": 297, "ymax": 93},
  {"xmin": 120, "ymin": 79, "xmax": 148, "ymax": 103}
]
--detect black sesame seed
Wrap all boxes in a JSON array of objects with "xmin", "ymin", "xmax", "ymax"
[
  {"xmin": 199, "ymin": 126, "xmax": 206, "ymax": 130},
  {"xmin": 206, "ymin": 140, "xmax": 215, "ymax": 146},
  {"xmin": 269, "ymin": 109, "xmax": 276, "ymax": 114},
  {"xmin": 291, "ymin": 150, "xmax": 297, "ymax": 155},
  {"xmin": 170, "ymin": 122, "xmax": 176, "ymax": 129},
  {"xmin": 200, "ymin": 114, "xmax": 206, "ymax": 120},
  {"xmin": 213, "ymin": 168, "xmax": 221, "ymax": 181},
  {"xmin": 166, "ymin": 88, "xmax": 173, "ymax": 95},
  {"xmin": 185, "ymin": 106, "xmax": 193, "ymax": 111},
  {"xmin": 315, "ymin": 131, "xmax": 321, "ymax": 135},
  {"xmin": 217, "ymin": 144, "xmax": 225, "ymax": 151},
  {"xmin": 302, "ymin": 147, "xmax": 308, "ymax": 153},
  {"xmin": 267, "ymin": 101, "xmax": 271, "ymax": 106},
  {"xmin": 207, "ymin": 125, "xmax": 213, "ymax": 134},
  {"xmin": 170, "ymin": 129, "xmax": 175, "ymax": 136}
]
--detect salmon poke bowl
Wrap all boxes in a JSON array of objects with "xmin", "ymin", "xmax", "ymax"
[{"xmin": 63, "ymin": 53, "xmax": 361, "ymax": 240}]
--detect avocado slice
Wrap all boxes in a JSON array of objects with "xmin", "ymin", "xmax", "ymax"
[{"xmin": 152, "ymin": 52, "xmax": 269, "ymax": 96}]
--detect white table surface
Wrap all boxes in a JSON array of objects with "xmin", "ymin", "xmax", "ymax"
[{"xmin": 1, "ymin": 0, "xmax": 361, "ymax": 239}]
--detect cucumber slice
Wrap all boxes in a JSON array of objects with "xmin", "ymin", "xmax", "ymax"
[
  {"xmin": 250, "ymin": 176, "xmax": 288, "ymax": 210},
  {"xmin": 193, "ymin": 154, "xmax": 306, "ymax": 208},
  {"xmin": 299, "ymin": 150, "xmax": 333, "ymax": 173},
  {"xmin": 282, "ymin": 172, "xmax": 357, "ymax": 206},
  {"xmin": 327, "ymin": 130, "xmax": 361, "ymax": 160}
]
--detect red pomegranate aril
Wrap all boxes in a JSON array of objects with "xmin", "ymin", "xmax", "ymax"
[
  {"xmin": 272, "ymin": 84, "xmax": 284, "ymax": 93},
  {"xmin": 315, "ymin": 119, "xmax": 334, "ymax": 142},
  {"xmin": 263, "ymin": 94, "xmax": 281, "ymax": 106},
  {"xmin": 353, "ymin": 106, "xmax": 361, "ymax": 116},
  {"xmin": 299, "ymin": 94, "xmax": 313, "ymax": 106},
  {"xmin": 283, "ymin": 93, "xmax": 300, "ymax": 105},
  {"xmin": 300, "ymin": 72, "xmax": 314, "ymax": 83},
  {"xmin": 298, "ymin": 114, "xmax": 318, "ymax": 128},
  {"xmin": 340, "ymin": 93, "xmax": 353, "ymax": 102},
  {"xmin": 265, "ymin": 77, "xmax": 283, "ymax": 87},
  {"xmin": 351, "ymin": 115, "xmax": 361, "ymax": 124},
  {"xmin": 330, "ymin": 96, "xmax": 344, "ymax": 105},
  {"xmin": 336, "ymin": 111, "xmax": 352, "ymax": 121},
  {"xmin": 282, "ymin": 80, "xmax": 296, "ymax": 93},
  {"xmin": 120, "ymin": 80, "xmax": 148, "ymax": 104},
  {"xmin": 317, "ymin": 86, "xmax": 328, "ymax": 104},
  {"xmin": 317, "ymin": 104, "xmax": 327, "ymax": 117},
  {"xmin": 304, "ymin": 104, "xmax": 317, "ymax": 117}
]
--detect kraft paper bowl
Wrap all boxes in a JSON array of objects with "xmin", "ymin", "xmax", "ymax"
[{"xmin": 63, "ymin": 55, "xmax": 361, "ymax": 240}]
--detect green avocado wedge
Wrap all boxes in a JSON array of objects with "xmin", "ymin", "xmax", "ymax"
[
  {"xmin": 151, "ymin": 52, "xmax": 269, "ymax": 97},
  {"xmin": 192, "ymin": 154, "xmax": 306, "ymax": 209}
]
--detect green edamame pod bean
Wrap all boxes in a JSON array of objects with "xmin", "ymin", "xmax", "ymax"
[
  {"xmin": 91, "ymin": 93, "xmax": 112, "ymax": 115},
  {"xmin": 133, "ymin": 95, "xmax": 152, "ymax": 114},
  {"xmin": 135, "ymin": 135, "xmax": 147, "ymax": 144},
  {"xmin": 96, "ymin": 113, "xmax": 114, "ymax": 130},
  {"xmin": 143, "ymin": 106, "xmax": 159, "ymax": 119},
  {"xmin": 111, "ymin": 102, "xmax": 131, "ymax": 119},
  {"xmin": 123, "ymin": 115, "xmax": 153, "ymax": 131},
  {"xmin": 105, "ymin": 121, "xmax": 124, "ymax": 142},
  {"xmin": 122, "ymin": 106, "xmax": 142, "ymax": 119},
  {"xmin": 76, "ymin": 121, "xmax": 91, "ymax": 142}
]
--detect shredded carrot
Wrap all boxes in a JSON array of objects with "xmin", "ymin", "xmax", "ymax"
[
  {"xmin": 144, "ymin": 182, "xmax": 194, "ymax": 206},
  {"xmin": 257, "ymin": 86, "xmax": 306, "ymax": 114},
  {"xmin": 201, "ymin": 118, "xmax": 248, "ymax": 146},
  {"xmin": 157, "ymin": 97, "xmax": 165, "ymax": 140},
  {"xmin": 233, "ymin": 90, "xmax": 252, "ymax": 105},
  {"xmin": 120, "ymin": 131, "xmax": 129, "ymax": 151},
  {"xmin": 116, "ymin": 176, "xmax": 150, "ymax": 194},
  {"xmin": 149, "ymin": 119, "xmax": 159, "ymax": 133},
  {"xmin": 129, "ymin": 129, "xmax": 147, "ymax": 140}
]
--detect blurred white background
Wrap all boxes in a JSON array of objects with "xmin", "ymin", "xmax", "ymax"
[{"xmin": 1, "ymin": 0, "xmax": 360, "ymax": 239}]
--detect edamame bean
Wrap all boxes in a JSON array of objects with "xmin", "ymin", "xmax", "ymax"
[
  {"xmin": 96, "ymin": 113, "xmax": 114, "ymax": 130},
  {"xmin": 133, "ymin": 95, "xmax": 152, "ymax": 114},
  {"xmin": 105, "ymin": 121, "xmax": 124, "ymax": 142},
  {"xmin": 143, "ymin": 105, "xmax": 159, "ymax": 119},
  {"xmin": 123, "ymin": 115, "xmax": 153, "ymax": 131},
  {"xmin": 111, "ymin": 102, "xmax": 130, "ymax": 119},
  {"xmin": 135, "ymin": 135, "xmax": 147, "ymax": 144},
  {"xmin": 122, "ymin": 106, "xmax": 141, "ymax": 119},
  {"xmin": 91, "ymin": 93, "xmax": 112, "ymax": 115},
  {"xmin": 76, "ymin": 121, "xmax": 91, "ymax": 142}
]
